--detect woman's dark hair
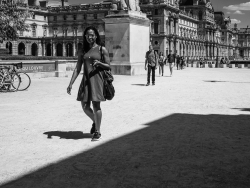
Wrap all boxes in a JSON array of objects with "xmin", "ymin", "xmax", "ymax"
[{"xmin": 83, "ymin": 26, "xmax": 102, "ymax": 53}]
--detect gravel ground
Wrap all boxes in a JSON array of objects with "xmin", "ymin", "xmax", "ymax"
[{"xmin": 1, "ymin": 67, "xmax": 250, "ymax": 188}]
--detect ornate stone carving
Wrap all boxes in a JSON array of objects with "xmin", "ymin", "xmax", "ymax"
[{"xmin": 111, "ymin": 0, "xmax": 140, "ymax": 11}]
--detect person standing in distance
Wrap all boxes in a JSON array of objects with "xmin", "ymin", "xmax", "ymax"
[
  {"xmin": 145, "ymin": 45, "xmax": 158, "ymax": 86},
  {"xmin": 176, "ymin": 55, "xmax": 181, "ymax": 70},
  {"xmin": 158, "ymin": 52, "xmax": 165, "ymax": 76},
  {"xmin": 67, "ymin": 26, "xmax": 110, "ymax": 141},
  {"xmin": 167, "ymin": 50, "xmax": 176, "ymax": 76}
]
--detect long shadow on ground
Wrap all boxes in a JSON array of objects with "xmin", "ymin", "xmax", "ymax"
[
  {"xmin": 43, "ymin": 131, "xmax": 92, "ymax": 139},
  {"xmin": 1, "ymin": 113, "xmax": 250, "ymax": 188},
  {"xmin": 232, "ymin": 108, "xmax": 250, "ymax": 112},
  {"xmin": 204, "ymin": 80, "xmax": 250, "ymax": 84}
]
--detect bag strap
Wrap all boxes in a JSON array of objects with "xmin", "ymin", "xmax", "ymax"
[{"xmin": 100, "ymin": 45, "xmax": 104, "ymax": 63}]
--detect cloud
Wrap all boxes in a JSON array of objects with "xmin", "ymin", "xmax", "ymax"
[
  {"xmin": 233, "ymin": 10, "xmax": 245, "ymax": 14},
  {"xmin": 223, "ymin": 2, "xmax": 250, "ymax": 11},
  {"xmin": 226, "ymin": 12, "xmax": 231, "ymax": 14},
  {"xmin": 231, "ymin": 19, "xmax": 241, "ymax": 24}
]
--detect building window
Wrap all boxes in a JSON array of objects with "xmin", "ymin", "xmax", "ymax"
[
  {"xmin": 199, "ymin": 11, "xmax": 202, "ymax": 20},
  {"xmin": 19, "ymin": 31, "xmax": 23, "ymax": 37},
  {"xmin": 154, "ymin": 22, "xmax": 159, "ymax": 34},
  {"xmin": 54, "ymin": 16, "xmax": 57, "ymax": 21},
  {"xmin": 43, "ymin": 28, "xmax": 47, "ymax": 37},
  {"xmin": 83, "ymin": 14, "xmax": 87, "ymax": 20},
  {"xmin": 73, "ymin": 15, "xmax": 76, "ymax": 20},
  {"xmin": 94, "ymin": 14, "xmax": 97, "ymax": 19},
  {"xmin": 44, "ymin": 16, "xmax": 46, "ymax": 21},
  {"xmin": 53, "ymin": 28, "xmax": 58, "ymax": 37},
  {"xmin": 154, "ymin": 9, "xmax": 158, "ymax": 15},
  {"xmin": 32, "ymin": 25, "xmax": 36, "ymax": 37},
  {"xmin": 63, "ymin": 15, "xmax": 67, "ymax": 21}
]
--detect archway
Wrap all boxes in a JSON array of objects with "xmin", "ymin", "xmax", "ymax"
[
  {"xmin": 56, "ymin": 43, "xmax": 63, "ymax": 56},
  {"xmin": 31, "ymin": 43, "xmax": 38, "ymax": 56},
  {"xmin": 6, "ymin": 42, "xmax": 12, "ymax": 54},
  {"xmin": 46, "ymin": 43, "xmax": 52, "ymax": 56},
  {"xmin": 18, "ymin": 43, "xmax": 25, "ymax": 55},
  {"xmin": 66, "ymin": 43, "xmax": 73, "ymax": 57}
]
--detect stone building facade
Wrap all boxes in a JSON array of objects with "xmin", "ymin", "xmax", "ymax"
[
  {"xmin": 238, "ymin": 27, "xmax": 250, "ymax": 59},
  {"xmin": 0, "ymin": 0, "xmax": 244, "ymax": 59}
]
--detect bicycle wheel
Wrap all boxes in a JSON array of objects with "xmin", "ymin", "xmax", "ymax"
[
  {"xmin": 18, "ymin": 72, "xmax": 31, "ymax": 91},
  {"xmin": 9, "ymin": 73, "xmax": 20, "ymax": 92}
]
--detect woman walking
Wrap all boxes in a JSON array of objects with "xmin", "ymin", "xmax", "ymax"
[
  {"xmin": 180, "ymin": 56, "xmax": 185, "ymax": 70},
  {"xmin": 158, "ymin": 52, "xmax": 165, "ymax": 76},
  {"xmin": 67, "ymin": 26, "xmax": 110, "ymax": 141}
]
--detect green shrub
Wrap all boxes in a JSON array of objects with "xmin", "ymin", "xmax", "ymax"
[{"xmin": 0, "ymin": 55, "xmax": 78, "ymax": 60}]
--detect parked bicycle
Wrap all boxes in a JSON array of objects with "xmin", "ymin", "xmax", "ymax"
[
  {"xmin": 0, "ymin": 62, "xmax": 31, "ymax": 92},
  {"xmin": 0, "ymin": 65, "xmax": 20, "ymax": 92}
]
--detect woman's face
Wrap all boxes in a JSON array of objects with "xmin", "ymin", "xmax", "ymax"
[{"xmin": 85, "ymin": 29, "xmax": 97, "ymax": 44}]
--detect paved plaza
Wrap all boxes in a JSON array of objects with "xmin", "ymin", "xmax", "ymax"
[{"xmin": 1, "ymin": 67, "xmax": 250, "ymax": 188}]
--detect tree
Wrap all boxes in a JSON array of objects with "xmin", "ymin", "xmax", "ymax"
[{"xmin": 0, "ymin": 0, "xmax": 32, "ymax": 41}]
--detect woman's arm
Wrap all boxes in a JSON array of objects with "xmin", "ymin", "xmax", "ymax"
[
  {"xmin": 93, "ymin": 47, "xmax": 110, "ymax": 70},
  {"xmin": 67, "ymin": 53, "xmax": 83, "ymax": 95}
]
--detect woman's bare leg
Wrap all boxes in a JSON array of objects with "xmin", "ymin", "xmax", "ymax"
[
  {"xmin": 81, "ymin": 101, "xmax": 95, "ymax": 123},
  {"xmin": 92, "ymin": 101, "xmax": 102, "ymax": 133}
]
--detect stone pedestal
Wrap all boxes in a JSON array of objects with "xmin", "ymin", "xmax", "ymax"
[
  {"xmin": 196, "ymin": 62, "xmax": 200, "ymax": 68},
  {"xmin": 229, "ymin": 64, "xmax": 236, "ymax": 68},
  {"xmin": 220, "ymin": 64, "xmax": 226, "ymax": 68},
  {"xmin": 103, "ymin": 10, "xmax": 151, "ymax": 75},
  {"xmin": 55, "ymin": 60, "xmax": 67, "ymax": 77},
  {"xmin": 203, "ymin": 63, "xmax": 208, "ymax": 68},
  {"xmin": 238, "ymin": 64, "xmax": 244, "ymax": 68}
]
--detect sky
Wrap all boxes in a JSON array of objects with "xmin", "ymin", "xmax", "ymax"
[{"xmin": 68, "ymin": 0, "xmax": 250, "ymax": 28}]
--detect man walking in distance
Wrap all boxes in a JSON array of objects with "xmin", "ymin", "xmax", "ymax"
[
  {"xmin": 167, "ymin": 50, "xmax": 176, "ymax": 76},
  {"xmin": 176, "ymin": 55, "xmax": 181, "ymax": 70},
  {"xmin": 145, "ymin": 45, "xmax": 158, "ymax": 86}
]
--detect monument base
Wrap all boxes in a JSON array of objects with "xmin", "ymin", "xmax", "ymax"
[
  {"xmin": 111, "ymin": 62, "xmax": 146, "ymax": 75},
  {"xmin": 104, "ymin": 10, "xmax": 150, "ymax": 76}
]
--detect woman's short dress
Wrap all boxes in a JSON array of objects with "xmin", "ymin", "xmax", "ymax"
[
  {"xmin": 158, "ymin": 56, "xmax": 165, "ymax": 66},
  {"xmin": 77, "ymin": 46, "xmax": 105, "ymax": 102}
]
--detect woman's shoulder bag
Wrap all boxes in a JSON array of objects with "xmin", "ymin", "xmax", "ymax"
[{"xmin": 100, "ymin": 46, "xmax": 115, "ymax": 100}]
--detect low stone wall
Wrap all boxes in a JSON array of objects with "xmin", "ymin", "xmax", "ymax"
[
  {"xmin": 187, "ymin": 60, "xmax": 250, "ymax": 69},
  {"xmin": 0, "ymin": 60, "xmax": 78, "ymax": 78}
]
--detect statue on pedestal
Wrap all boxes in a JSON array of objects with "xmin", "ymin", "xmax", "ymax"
[{"xmin": 112, "ymin": 0, "xmax": 140, "ymax": 11}]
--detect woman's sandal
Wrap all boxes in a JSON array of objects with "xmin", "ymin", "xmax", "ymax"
[
  {"xmin": 92, "ymin": 131, "xmax": 101, "ymax": 141},
  {"xmin": 90, "ymin": 123, "xmax": 96, "ymax": 134}
]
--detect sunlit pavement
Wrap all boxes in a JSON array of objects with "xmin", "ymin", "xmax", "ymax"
[{"xmin": 1, "ymin": 67, "xmax": 250, "ymax": 187}]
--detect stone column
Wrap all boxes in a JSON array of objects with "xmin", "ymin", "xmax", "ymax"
[
  {"xmin": 179, "ymin": 42, "xmax": 182, "ymax": 56},
  {"xmin": 53, "ymin": 42, "xmax": 56, "ymax": 56},
  {"xmin": 163, "ymin": 37, "xmax": 168, "ymax": 57},
  {"xmin": 174, "ymin": 18, "xmax": 179, "ymax": 35},
  {"xmin": 63, "ymin": 41, "xmax": 66, "ymax": 57},
  {"xmin": 169, "ymin": 38, "xmax": 173, "ymax": 53},
  {"xmin": 175, "ymin": 39, "xmax": 180, "ymax": 55},
  {"xmin": 41, "ymin": 42, "xmax": 45, "ymax": 56},
  {"xmin": 44, "ymin": 42, "xmax": 47, "ymax": 56},
  {"xmin": 169, "ymin": 17, "xmax": 173, "ymax": 34}
]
